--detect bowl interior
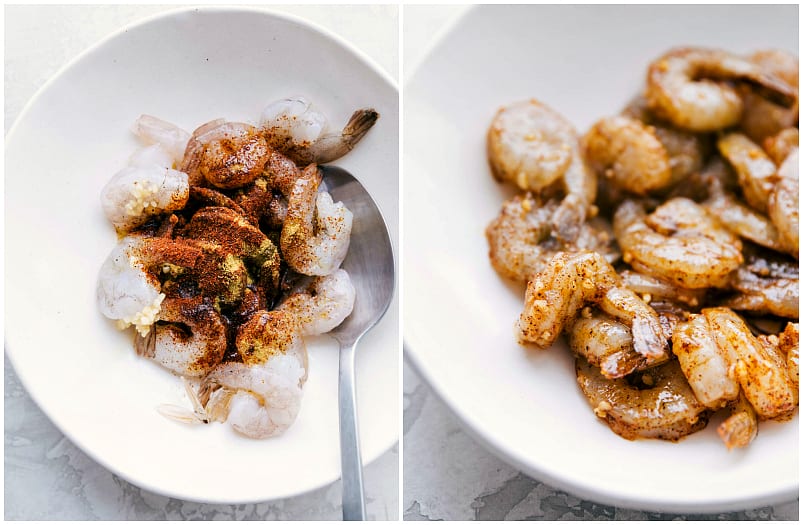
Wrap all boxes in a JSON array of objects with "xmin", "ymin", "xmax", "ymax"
[
  {"xmin": 404, "ymin": 4, "xmax": 798, "ymax": 512},
  {"xmin": 5, "ymin": 7, "xmax": 399, "ymax": 503}
]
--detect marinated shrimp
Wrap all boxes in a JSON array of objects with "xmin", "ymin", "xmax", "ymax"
[
  {"xmin": 487, "ymin": 99, "xmax": 597, "ymax": 241},
  {"xmin": 280, "ymin": 164, "xmax": 353, "ymax": 276},
  {"xmin": 613, "ymin": 198, "xmax": 743, "ymax": 289},
  {"xmin": 645, "ymin": 47, "xmax": 796, "ymax": 132},
  {"xmin": 131, "ymin": 115, "xmax": 191, "ymax": 166},
  {"xmin": 485, "ymin": 46, "xmax": 798, "ymax": 447},
  {"xmin": 485, "ymin": 193, "xmax": 618, "ymax": 283},
  {"xmin": 260, "ymin": 97, "xmax": 379, "ymax": 165}
]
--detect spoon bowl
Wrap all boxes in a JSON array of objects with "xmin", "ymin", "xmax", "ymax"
[{"xmin": 320, "ymin": 164, "xmax": 396, "ymax": 520}]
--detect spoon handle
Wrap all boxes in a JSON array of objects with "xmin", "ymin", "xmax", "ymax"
[{"xmin": 339, "ymin": 340, "xmax": 366, "ymax": 520}]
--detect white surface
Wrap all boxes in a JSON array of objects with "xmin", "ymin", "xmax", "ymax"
[
  {"xmin": 5, "ymin": 4, "xmax": 399, "ymax": 510},
  {"xmin": 404, "ymin": 4, "xmax": 798, "ymax": 514}
]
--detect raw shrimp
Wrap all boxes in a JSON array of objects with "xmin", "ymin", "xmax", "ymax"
[
  {"xmin": 135, "ymin": 296, "xmax": 226, "ymax": 377},
  {"xmin": 739, "ymin": 49, "xmax": 799, "ymax": 143},
  {"xmin": 131, "ymin": 115, "xmax": 191, "ymax": 166},
  {"xmin": 198, "ymin": 310, "xmax": 308, "ymax": 438},
  {"xmin": 487, "ymin": 99, "xmax": 597, "ymax": 241},
  {"xmin": 705, "ymin": 307, "xmax": 797, "ymax": 420},
  {"xmin": 619, "ymin": 270, "xmax": 704, "ymax": 308},
  {"xmin": 671, "ymin": 313, "xmax": 740, "ymax": 409},
  {"xmin": 277, "ymin": 269, "xmax": 356, "ymax": 336},
  {"xmin": 96, "ymin": 235, "xmax": 164, "ymax": 336},
  {"xmin": 717, "ymin": 133, "xmax": 777, "ymax": 213},
  {"xmin": 768, "ymin": 149, "xmax": 799, "ymax": 255},
  {"xmin": 763, "ymin": 128, "xmax": 799, "ymax": 166},
  {"xmin": 568, "ymin": 311, "xmax": 668, "ymax": 379},
  {"xmin": 645, "ymin": 47, "xmax": 796, "ymax": 132},
  {"xmin": 613, "ymin": 198, "xmax": 743, "ymax": 289},
  {"xmin": 280, "ymin": 164, "xmax": 353, "ymax": 276},
  {"xmin": 779, "ymin": 323, "xmax": 799, "ymax": 394},
  {"xmin": 717, "ymin": 393, "xmax": 758, "ymax": 450},
  {"xmin": 518, "ymin": 251, "xmax": 667, "ymax": 362},
  {"xmin": 260, "ymin": 97, "xmax": 379, "ymax": 165},
  {"xmin": 582, "ymin": 115, "xmax": 673, "ymax": 195},
  {"xmin": 487, "ymin": 99, "xmax": 577, "ymax": 191},
  {"xmin": 100, "ymin": 166, "xmax": 189, "ymax": 233},
  {"xmin": 724, "ymin": 247, "xmax": 799, "ymax": 319},
  {"xmin": 703, "ymin": 188, "xmax": 788, "ymax": 255},
  {"xmin": 576, "ymin": 357, "xmax": 708, "ymax": 441},
  {"xmin": 485, "ymin": 193, "xmax": 619, "ymax": 283}
]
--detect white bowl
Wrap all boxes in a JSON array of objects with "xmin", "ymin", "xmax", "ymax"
[
  {"xmin": 404, "ymin": 4, "xmax": 798, "ymax": 513},
  {"xmin": 5, "ymin": 6, "xmax": 399, "ymax": 504}
]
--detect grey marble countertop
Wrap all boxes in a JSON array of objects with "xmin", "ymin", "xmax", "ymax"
[
  {"xmin": 4, "ymin": 5, "xmax": 398, "ymax": 520},
  {"xmin": 401, "ymin": 6, "xmax": 798, "ymax": 521}
]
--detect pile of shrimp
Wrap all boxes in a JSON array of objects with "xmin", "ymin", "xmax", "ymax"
[
  {"xmin": 486, "ymin": 47, "xmax": 799, "ymax": 449},
  {"xmin": 96, "ymin": 97, "xmax": 377, "ymax": 438}
]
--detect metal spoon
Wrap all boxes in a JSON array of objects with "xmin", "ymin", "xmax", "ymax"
[{"xmin": 320, "ymin": 165, "xmax": 396, "ymax": 521}]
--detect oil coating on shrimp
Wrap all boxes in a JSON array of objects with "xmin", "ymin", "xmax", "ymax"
[
  {"xmin": 135, "ymin": 296, "xmax": 227, "ymax": 377},
  {"xmin": 278, "ymin": 269, "xmax": 356, "ymax": 336},
  {"xmin": 196, "ymin": 310, "xmax": 309, "ymax": 439},
  {"xmin": 645, "ymin": 47, "xmax": 796, "ymax": 132},
  {"xmin": 518, "ymin": 251, "xmax": 667, "ymax": 362},
  {"xmin": 485, "ymin": 193, "xmax": 619, "ymax": 283},
  {"xmin": 768, "ymin": 148, "xmax": 799, "ymax": 255},
  {"xmin": 723, "ymin": 247, "xmax": 799, "ymax": 319},
  {"xmin": 576, "ymin": 357, "xmax": 708, "ymax": 441},
  {"xmin": 705, "ymin": 307, "xmax": 797, "ymax": 420},
  {"xmin": 717, "ymin": 132, "xmax": 777, "ymax": 213},
  {"xmin": 487, "ymin": 99, "xmax": 597, "ymax": 241},
  {"xmin": 613, "ymin": 198, "xmax": 743, "ymax": 289},
  {"xmin": 739, "ymin": 49, "xmax": 799, "ymax": 143},
  {"xmin": 260, "ymin": 97, "xmax": 379, "ymax": 166},
  {"xmin": 280, "ymin": 164, "xmax": 353, "ymax": 276}
]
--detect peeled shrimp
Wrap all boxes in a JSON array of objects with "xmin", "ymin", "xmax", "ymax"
[
  {"xmin": 717, "ymin": 132, "xmax": 777, "ymax": 213},
  {"xmin": 487, "ymin": 99, "xmax": 597, "ymax": 241},
  {"xmin": 280, "ymin": 164, "xmax": 353, "ymax": 276},
  {"xmin": 131, "ymin": 115, "xmax": 191, "ymax": 166},
  {"xmin": 703, "ymin": 187, "xmax": 788, "ymax": 255},
  {"xmin": 582, "ymin": 115, "xmax": 673, "ymax": 195},
  {"xmin": 724, "ymin": 248, "xmax": 799, "ymax": 319},
  {"xmin": 619, "ymin": 270, "xmax": 704, "ymax": 308},
  {"xmin": 135, "ymin": 296, "xmax": 226, "ymax": 377},
  {"xmin": 100, "ymin": 165, "xmax": 189, "ymax": 233},
  {"xmin": 576, "ymin": 357, "xmax": 708, "ymax": 441},
  {"xmin": 569, "ymin": 311, "xmax": 668, "ymax": 379},
  {"xmin": 260, "ymin": 97, "xmax": 379, "ymax": 165},
  {"xmin": 739, "ymin": 49, "xmax": 799, "ymax": 143},
  {"xmin": 779, "ymin": 323, "xmax": 799, "ymax": 394},
  {"xmin": 671, "ymin": 313, "xmax": 740, "ymax": 409},
  {"xmin": 96, "ymin": 235, "xmax": 164, "ymax": 336},
  {"xmin": 705, "ymin": 307, "xmax": 797, "ymax": 420},
  {"xmin": 768, "ymin": 148, "xmax": 799, "ymax": 255},
  {"xmin": 277, "ymin": 269, "xmax": 356, "ymax": 336},
  {"xmin": 518, "ymin": 251, "xmax": 667, "ymax": 362},
  {"xmin": 645, "ymin": 47, "xmax": 796, "ymax": 132},
  {"xmin": 198, "ymin": 310, "xmax": 308, "ymax": 438},
  {"xmin": 485, "ymin": 193, "xmax": 619, "ymax": 283},
  {"xmin": 717, "ymin": 393, "xmax": 758, "ymax": 450},
  {"xmin": 763, "ymin": 128, "xmax": 799, "ymax": 165},
  {"xmin": 613, "ymin": 198, "xmax": 743, "ymax": 289}
]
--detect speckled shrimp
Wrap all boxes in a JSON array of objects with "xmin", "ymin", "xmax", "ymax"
[
  {"xmin": 717, "ymin": 393, "xmax": 758, "ymax": 450},
  {"xmin": 278, "ymin": 269, "xmax": 356, "ymax": 336},
  {"xmin": 485, "ymin": 193, "xmax": 619, "ymax": 283},
  {"xmin": 717, "ymin": 132, "xmax": 778, "ymax": 213},
  {"xmin": 618, "ymin": 270, "xmax": 704, "ymax": 308},
  {"xmin": 96, "ymin": 235, "xmax": 165, "ymax": 337},
  {"xmin": 739, "ymin": 49, "xmax": 799, "ymax": 143},
  {"xmin": 768, "ymin": 148, "xmax": 799, "ymax": 255},
  {"xmin": 569, "ymin": 310, "xmax": 669, "ymax": 380},
  {"xmin": 518, "ymin": 251, "xmax": 667, "ymax": 362},
  {"xmin": 135, "ymin": 296, "xmax": 226, "ymax": 377},
  {"xmin": 576, "ymin": 358, "xmax": 708, "ymax": 441},
  {"xmin": 723, "ymin": 247, "xmax": 799, "ymax": 319},
  {"xmin": 193, "ymin": 310, "xmax": 309, "ymax": 439},
  {"xmin": 645, "ymin": 47, "xmax": 797, "ymax": 132},
  {"xmin": 260, "ymin": 97, "xmax": 379, "ymax": 166},
  {"xmin": 487, "ymin": 99, "xmax": 597, "ymax": 241},
  {"xmin": 613, "ymin": 198, "xmax": 743, "ymax": 289},
  {"xmin": 280, "ymin": 164, "xmax": 353, "ymax": 276},
  {"xmin": 704, "ymin": 308, "xmax": 798, "ymax": 420}
]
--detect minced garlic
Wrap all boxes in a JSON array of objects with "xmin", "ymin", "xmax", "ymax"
[{"xmin": 115, "ymin": 293, "xmax": 165, "ymax": 337}]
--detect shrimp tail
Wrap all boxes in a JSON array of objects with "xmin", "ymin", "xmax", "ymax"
[
  {"xmin": 630, "ymin": 314, "xmax": 669, "ymax": 363},
  {"xmin": 134, "ymin": 329, "xmax": 156, "ymax": 358},
  {"xmin": 342, "ymin": 108, "xmax": 379, "ymax": 145}
]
